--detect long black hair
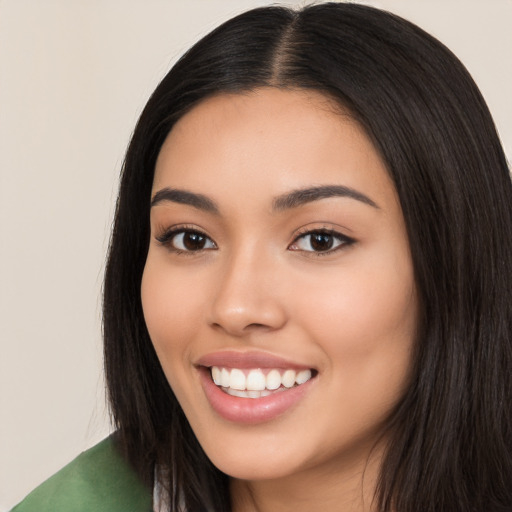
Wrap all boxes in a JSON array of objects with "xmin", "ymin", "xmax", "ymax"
[{"xmin": 103, "ymin": 3, "xmax": 512, "ymax": 511}]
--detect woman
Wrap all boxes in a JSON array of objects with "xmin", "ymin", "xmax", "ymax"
[{"xmin": 13, "ymin": 2, "xmax": 512, "ymax": 511}]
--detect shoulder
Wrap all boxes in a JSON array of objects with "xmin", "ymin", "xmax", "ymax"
[{"xmin": 11, "ymin": 436, "xmax": 152, "ymax": 512}]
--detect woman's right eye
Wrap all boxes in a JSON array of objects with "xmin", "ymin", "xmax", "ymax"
[{"xmin": 157, "ymin": 229, "xmax": 217, "ymax": 253}]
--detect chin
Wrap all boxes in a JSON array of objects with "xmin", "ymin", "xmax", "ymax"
[
  {"xmin": 190, "ymin": 423, "xmax": 309, "ymax": 481},
  {"xmin": 210, "ymin": 450, "xmax": 304, "ymax": 481}
]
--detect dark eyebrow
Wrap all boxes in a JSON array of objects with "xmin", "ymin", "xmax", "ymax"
[
  {"xmin": 150, "ymin": 187, "xmax": 219, "ymax": 214},
  {"xmin": 272, "ymin": 185, "xmax": 379, "ymax": 211}
]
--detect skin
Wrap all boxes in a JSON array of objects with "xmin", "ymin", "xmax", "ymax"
[{"xmin": 141, "ymin": 88, "xmax": 418, "ymax": 512}]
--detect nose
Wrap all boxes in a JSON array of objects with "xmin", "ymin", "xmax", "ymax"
[{"xmin": 207, "ymin": 249, "xmax": 287, "ymax": 337}]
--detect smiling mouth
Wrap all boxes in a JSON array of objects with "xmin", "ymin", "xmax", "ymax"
[{"xmin": 209, "ymin": 366, "xmax": 316, "ymax": 399}]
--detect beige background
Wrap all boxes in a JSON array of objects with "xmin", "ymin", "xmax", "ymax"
[{"xmin": 1, "ymin": 0, "xmax": 511, "ymax": 509}]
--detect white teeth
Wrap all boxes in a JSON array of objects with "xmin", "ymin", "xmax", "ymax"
[
  {"xmin": 266, "ymin": 369, "xmax": 282, "ymax": 390},
  {"xmin": 220, "ymin": 368, "xmax": 230, "ymax": 388},
  {"xmin": 211, "ymin": 366, "xmax": 221, "ymax": 385},
  {"xmin": 210, "ymin": 366, "xmax": 314, "ymax": 394},
  {"xmin": 225, "ymin": 388, "xmax": 286, "ymax": 399},
  {"xmin": 230, "ymin": 369, "xmax": 246, "ymax": 390},
  {"xmin": 226, "ymin": 388, "xmax": 248, "ymax": 398},
  {"xmin": 296, "ymin": 369, "xmax": 312, "ymax": 385},
  {"xmin": 282, "ymin": 369, "xmax": 296, "ymax": 388},
  {"xmin": 246, "ymin": 370, "xmax": 266, "ymax": 391}
]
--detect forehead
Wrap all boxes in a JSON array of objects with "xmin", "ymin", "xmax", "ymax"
[{"xmin": 153, "ymin": 87, "xmax": 397, "ymax": 211}]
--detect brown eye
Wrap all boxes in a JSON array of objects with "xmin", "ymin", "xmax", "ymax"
[
  {"xmin": 289, "ymin": 230, "xmax": 354, "ymax": 254},
  {"xmin": 166, "ymin": 230, "xmax": 216, "ymax": 252},
  {"xmin": 310, "ymin": 233, "xmax": 334, "ymax": 251},
  {"xmin": 182, "ymin": 232, "xmax": 207, "ymax": 250}
]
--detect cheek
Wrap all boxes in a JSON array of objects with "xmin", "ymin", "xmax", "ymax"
[
  {"xmin": 315, "ymin": 272, "xmax": 415, "ymax": 344},
  {"xmin": 141, "ymin": 260, "xmax": 205, "ymax": 369},
  {"xmin": 296, "ymin": 250, "xmax": 417, "ymax": 388}
]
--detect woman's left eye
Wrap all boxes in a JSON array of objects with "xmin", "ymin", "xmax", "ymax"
[{"xmin": 289, "ymin": 230, "xmax": 354, "ymax": 254}]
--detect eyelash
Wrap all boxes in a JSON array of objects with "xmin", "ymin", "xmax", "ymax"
[
  {"xmin": 156, "ymin": 225, "xmax": 216, "ymax": 255},
  {"xmin": 289, "ymin": 228, "xmax": 355, "ymax": 256},
  {"xmin": 155, "ymin": 226, "xmax": 355, "ymax": 256}
]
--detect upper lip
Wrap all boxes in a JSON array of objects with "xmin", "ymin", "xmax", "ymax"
[{"xmin": 196, "ymin": 350, "xmax": 315, "ymax": 370}]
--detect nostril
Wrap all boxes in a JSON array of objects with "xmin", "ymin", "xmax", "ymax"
[
  {"xmin": 245, "ymin": 323, "xmax": 268, "ymax": 330},
  {"xmin": 210, "ymin": 321, "xmax": 273, "ymax": 336}
]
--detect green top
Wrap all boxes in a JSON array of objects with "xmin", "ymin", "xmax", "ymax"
[{"xmin": 11, "ymin": 437, "xmax": 153, "ymax": 512}]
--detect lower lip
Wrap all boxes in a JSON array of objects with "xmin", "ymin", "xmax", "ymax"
[{"xmin": 198, "ymin": 367, "xmax": 315, "ymax": 424}]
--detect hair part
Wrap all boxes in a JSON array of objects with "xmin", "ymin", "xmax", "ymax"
[{"xmin": 103, "ymin": 3, "xmax": 512, "ymax": 511}]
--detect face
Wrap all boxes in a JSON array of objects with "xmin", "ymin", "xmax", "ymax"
[{"xmin": 141, "ymin": 88, "xmax": 417, "ymax": 484}]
